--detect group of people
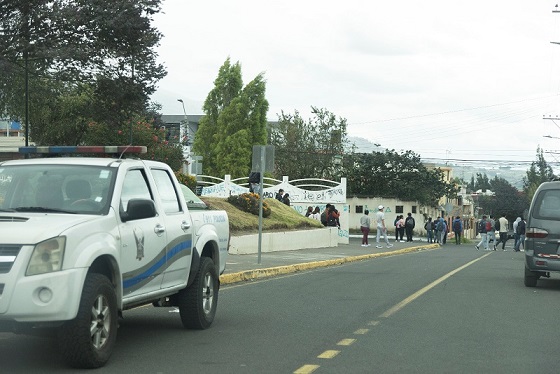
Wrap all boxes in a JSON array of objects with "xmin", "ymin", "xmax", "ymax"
[
  {"xmin": 474, "ymin": 213, "xmax": 525, "ymax": 251},
  {"xmin": 275, "ymin": 189, "xmax": 291, "ymax": 206},
  {"xmin": 424, "ymin": 216, "xmax": 453, "ymax": 245},
  {"xmin": 304, "ymin": 203, "xmax": 341, "ymax": 228},
  {"xmin": 359, "ymin": 205, "xmax": 394, "ymax": 249},
  {"xmin": 393, "ymin": 213, "xmax": 416, "ymax": 242}
]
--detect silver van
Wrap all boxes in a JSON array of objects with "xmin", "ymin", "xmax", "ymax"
[{"xmin": 524, "ymin": 181, "xmax": 560, "ymax": 287}]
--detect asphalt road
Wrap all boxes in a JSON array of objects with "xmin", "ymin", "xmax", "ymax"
[{"xmin": 1, "ymin": 244, "xmax": 558, "ymax": 373}]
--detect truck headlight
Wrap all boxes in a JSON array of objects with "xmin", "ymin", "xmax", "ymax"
[{"xmin": 26, "ymin": 237, "xmax": 66, "ymax": 276}]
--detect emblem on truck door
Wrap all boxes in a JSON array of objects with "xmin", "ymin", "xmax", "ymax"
[{"xmin": 133, "ymin": 227, "xmax": 145, "ymax": 260}]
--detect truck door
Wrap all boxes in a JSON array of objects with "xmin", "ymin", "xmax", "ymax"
[
  {"xmin": 150, "ymin": 168, "xmax": 193, "ymax": 289},
  {"xmin": 119, "ymin": 168, "xmax": 168, "ymax": 298}
]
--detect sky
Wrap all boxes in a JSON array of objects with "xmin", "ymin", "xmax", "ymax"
[{"xmin": 151, "ymin": 0, "xmax": 560, "ymax": 170}]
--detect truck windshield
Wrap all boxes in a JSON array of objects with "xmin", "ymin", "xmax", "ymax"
[{"xmin": 0, "ymin": 164, "xmax": 116, "ymax": 215}]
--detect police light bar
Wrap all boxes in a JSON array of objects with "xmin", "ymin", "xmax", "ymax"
[{"xmin": 19, "ymin": 146, "xmax": 147, "ymax": 154}]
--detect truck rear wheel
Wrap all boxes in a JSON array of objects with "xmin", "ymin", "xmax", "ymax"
[
  {"xmin": 57, "ymin": 273, "xmax": 118, "ymax": 368},
  {"xmin": 524, "ymin": 267, "xmax": 539, "ymax": 287},
  {"xmin": 178, "ymin": 257, "xmax": 219, "ymax": 329}
]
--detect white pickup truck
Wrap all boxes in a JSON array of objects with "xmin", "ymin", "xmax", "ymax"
[{"xmin": 0, "ymin": 148, "xmax": 229, "ymax": 368}]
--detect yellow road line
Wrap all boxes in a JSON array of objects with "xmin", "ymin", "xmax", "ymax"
[
  {"xmin": 318, "ymin": 350, "xmax": 340, "ymax": 359},
  {"xmin": 294, "ymin": 364, "xmax": 320, "ymax": 373},
  {"xmin": 337, "ymin": 338, "xmax": 356, "ymax": 346}
]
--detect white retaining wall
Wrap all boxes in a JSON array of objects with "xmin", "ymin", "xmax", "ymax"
[{"xmin": 229, "ymin": 227, "xmax": 339, "ymax": 255}]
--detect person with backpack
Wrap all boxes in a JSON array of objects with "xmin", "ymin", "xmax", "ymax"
[
  {"xmin": 424, "ymin": 217, "xmax": 434, "ymax": 243},
  {"xmin": 435, "ymin": 217, "xmax": 445, "ymax": 244},
  {"xmin": 476, "ymin": 215, "xmax": 489, "ymax": 250},
  {"xmin": 514, "ymin": 216, "xmax": 526, "ymax": 252},
  {"xmin": 404, "ymin": 213, "xmax": 415, "ymax": 242},
  {"xmin": 326, "ymin": 204, "xmax": 340, "ymax": 228},
  {"xmin": 487, "ymin": 215, "xmax": 497, "ymax": 250},
  {"xmin": 452, "ymin": 216, "xmax": 463, "ymax": 245},
  {"xmin": 494, "ymin": 213, "xmax": 509, "ymax": 250}
]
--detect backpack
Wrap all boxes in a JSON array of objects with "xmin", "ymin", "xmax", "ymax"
[
  {"xmin": 405, "ymin": 217, "xmax": 414, "ymax": 227},
  {"xmin": 436, "ymin": 220, "xmax": 443, "ymax": 231},
  {"xmin": 517, "ymin": 220, "xmax": 526, "ymax": 234},
  {"xmin": 485, "ymin": 221, "xmax": 492, "ymax": 232},
  {"xmin": 478, "ymin": 220, "xmax": 486, "ymax": 233},
  {"xmin": 495, "ymin": 219, "xmax": 500, "ymax": 231},
  {"xmin": 327, "ymin": 212, "xmax": 338, "ymax": 227},
  {"xmin": 453, "ymin": 220, "xmax": 461, "ymax": 232},
  {"xmin": 320, "ymin": 211, "xmax": 328, "ymax": 226}
]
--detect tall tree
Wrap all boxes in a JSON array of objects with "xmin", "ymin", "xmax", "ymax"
[
  {"xmin": 268, "ymin": 107, "xmax": 352, "ymax": 180},
  {"xmin": 0, "ymin": 0, "xmax": 166, "ymax": 144},
  {"xmin": 477, "ymin": 176, "xmax": 528, "ymax": 223},
  {"xmin": 523, "ymin": 146, "xmax": 555, "ymax": 201},
  {"xmin": 344, "ymin": 149, "xmax": 458, "ymax": 206},
  {"xmin": 192, "ymin": 58, "xmax": 268, "ymax": 178}
]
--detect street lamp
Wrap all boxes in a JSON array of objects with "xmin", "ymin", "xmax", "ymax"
[
  {"xmin": 177, "ymin": 99, "xmax": 193, "ymax": 174},
  {"xmin": 177, "ymin": 99, "xmax": 189, "ymax": 143}
]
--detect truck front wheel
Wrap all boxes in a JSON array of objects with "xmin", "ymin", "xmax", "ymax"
[
  {"xmin": 178, "ymin": 257, "xmax": 219, "ymax": 329},
  {"xmin": 57, "ymin": 273, "xmax": 118, "ymax": 368}
]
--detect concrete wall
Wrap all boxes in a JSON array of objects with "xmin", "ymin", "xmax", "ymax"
[{"xmin": 229, "ymin": 227, "xmax": 339, "ymax": 255}]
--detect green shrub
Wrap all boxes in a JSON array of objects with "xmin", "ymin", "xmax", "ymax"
[
  {"xmin": 175, "ymin": 172, "xmax": 197, "ymax": 190},
  {"xmin": 227, "ymin": 193, "xmax": 271, "ymax": 218}
]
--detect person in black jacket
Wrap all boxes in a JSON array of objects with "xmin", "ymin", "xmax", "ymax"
[{"xmin": 404, "ymin": 213, "xmax": 415, "ymax": 242}]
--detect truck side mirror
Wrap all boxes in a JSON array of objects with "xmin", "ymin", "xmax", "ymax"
[{"xmin": 121, "ymin": 198, "xmax": 156, "ymax": 222}]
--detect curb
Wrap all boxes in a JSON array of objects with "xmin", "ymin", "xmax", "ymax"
[{"xmin": 220, "ymin": 243, "xmax": 440, "ymax": 285}]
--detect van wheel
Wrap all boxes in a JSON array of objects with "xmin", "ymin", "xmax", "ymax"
[
  {"xmin": 524, "ymin": 267, "xmax": 539, "ymax": 287},
  {"xmin": 177, "ymin": 257, "xmax": 219, "ymax": 329},
  {"xmin": 57, "ymin": 273, "xmax": 118, "ymax": 368}
]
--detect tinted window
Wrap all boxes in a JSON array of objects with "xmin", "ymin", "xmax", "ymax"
[{"xmin": 533, "ymin": 189, "xmax": 560, "ymax": 220}]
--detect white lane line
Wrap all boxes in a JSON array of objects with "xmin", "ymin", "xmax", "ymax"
[{"xmin": 380, "ymin": 252, "xmax": 492, "ymax": 318}]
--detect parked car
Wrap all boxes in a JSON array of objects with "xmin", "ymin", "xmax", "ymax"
[{"xmin": 524, "ymin": 180, "xmax": 560, "ymax": 287}]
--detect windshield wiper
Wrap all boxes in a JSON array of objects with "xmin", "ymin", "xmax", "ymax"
[{"xmin": 14, "ymin": 207, "xmax": 76, "ymax": 214}]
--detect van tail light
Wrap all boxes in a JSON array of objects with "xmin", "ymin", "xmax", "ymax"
[{"xmin": 526, "ymin": 227, "xmax": 548, "ymax": 239}]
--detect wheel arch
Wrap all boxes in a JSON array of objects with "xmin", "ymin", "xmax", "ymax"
[
  {"xmin": 188, "ymin": 238, "xmax": 219, "ymax": 287},
  {"xmin": 88, "ymin": 255, "xmax": 122, "ymax": 310}
]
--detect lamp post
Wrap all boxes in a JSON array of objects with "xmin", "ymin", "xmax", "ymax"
[{"xmin": 177, "ymin": 99, "xmax": 191, "ymax": 174}]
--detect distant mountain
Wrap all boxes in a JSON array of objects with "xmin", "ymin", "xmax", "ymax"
[{"xmin": 347, "ymin": 136, "xmax": 384, "ymax": 153}]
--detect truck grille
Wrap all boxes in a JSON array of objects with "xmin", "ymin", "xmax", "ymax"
[{"xmin": 0, "ymin": 245, "xmax": 21, "ymax": 274}]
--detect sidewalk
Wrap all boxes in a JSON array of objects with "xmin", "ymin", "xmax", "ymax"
[{"xmin": 220, "ymin": 237, "xmax": 440, "ymax": 285}]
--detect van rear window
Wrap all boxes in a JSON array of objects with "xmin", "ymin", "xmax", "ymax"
[{"xmin": 533, "ymin": 190, "xmax": 560, "ymax": 220}]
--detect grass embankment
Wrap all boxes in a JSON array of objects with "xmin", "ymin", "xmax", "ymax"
[{"xmin": 201, "ymin": 197, "xmax": 323, "ymax": 235}]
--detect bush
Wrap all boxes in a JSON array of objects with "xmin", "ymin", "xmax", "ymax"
[
  {"xmin": 227, "ymin": 193, "xmax": 271, "ymax": 218},
  {"xmin": 175, "ymin": 172, "xmax": 197, "ymax": 190}
]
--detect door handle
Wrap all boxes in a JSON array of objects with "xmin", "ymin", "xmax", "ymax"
[
  {"xmin": 154, "ymin": 224, "xmax": 165, "ymax": 235},
  {"xmin": 181, "ymin": 220, "xmax": 191, "ymax": 231}
]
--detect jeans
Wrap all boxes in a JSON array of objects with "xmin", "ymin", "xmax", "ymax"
[
  {"xmin": 487, "ymin": 231, "xmax": 496, "ymax": 248},
  {"xmin": 477, "ymin": 233, "xmax": 488, "ymax": 249},
  {"xmin": 427, "ymin": 230, "xmax": 433, "ymax": 243},
  {"xmin": 376, "ymin": 227, "xmax": 390, "ymax": 245},
  {"xmin": 405, "ymin": 227, "xmax": 413, "ymax": 242},
  {"xmin": 515, "ymin": 234, "xmax": 525, "ymax": 251},
  {"xmin": 454, "ymin": 230, "xmax": 461, "ymax": 244}
]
